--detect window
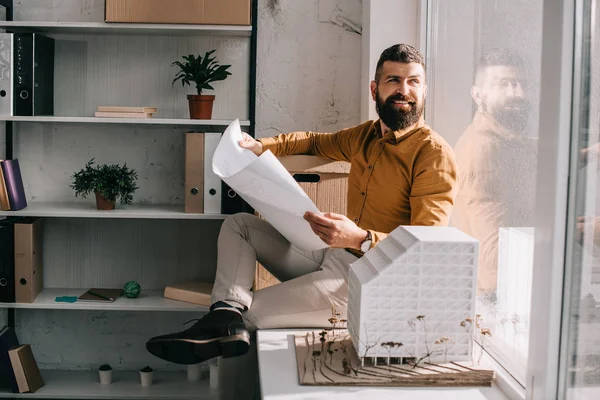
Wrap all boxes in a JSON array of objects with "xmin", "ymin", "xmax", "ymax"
[
  {"xmin": 561, "ymin": 0, "xmax": 600, "ymax": 398},
  {"xmin": 426, "ymin": 0, "xmax": 544, "ymax": 385}
]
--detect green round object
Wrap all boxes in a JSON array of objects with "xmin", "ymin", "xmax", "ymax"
[{"xmin": 124, "ymin": 281, "xmax": 141, "ymax": 298}]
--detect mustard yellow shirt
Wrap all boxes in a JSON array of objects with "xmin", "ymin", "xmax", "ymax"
[{"xmin": 258, "ymin": 120, "xmax": 458, "ymax": 250}]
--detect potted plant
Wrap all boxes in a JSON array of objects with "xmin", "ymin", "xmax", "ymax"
[
  {"xmin": 71, "ymin": 159, "xmax": 139, "ymax": 210},
  {"xmin": 98, "ymin": 364, "xmax": 112, "ymax": 384},
  {"xmin": 172, "ymin": 49, "xmax": 232, "ymax": 119},
  {"xmin": 139, "ymin": 365, "xmax": 153, "ymax": 386}
]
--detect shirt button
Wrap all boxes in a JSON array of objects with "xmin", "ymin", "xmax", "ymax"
[
  {"xmin": 354, "ymin": 218, "xmax": 358, "ymax": 222},
  {"xmin": 380, "ymin": 143, "xmax": 384, "ymax": 147},
  {"xmin": 361, "ymin": 192, "xmax": 365, "ymax": 196},
  {"xmin": 367, "ymin": 165, "xmax": 372, "ymax": 170}
]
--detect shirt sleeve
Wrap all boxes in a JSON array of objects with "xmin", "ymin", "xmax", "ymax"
[
  {"xmin": 409, "ymin": 143, "xmax": 459, "ymax": 226},
  {"xmin": 367, "ymin": 229, "xmax": 388, "ymax": 250},
  {"xmin": 256, "ymin": 126, "xmax": 360, "ymax": 162}
]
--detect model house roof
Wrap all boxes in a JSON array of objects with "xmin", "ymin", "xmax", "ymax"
[{"xmin": 350, "ymin": 225, "xmax": 479, "ymax": 285}]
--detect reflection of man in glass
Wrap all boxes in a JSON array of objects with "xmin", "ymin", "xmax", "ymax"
[{"xmin": 453, "ymin": 49, "xmax": 537, "ymax": 297}]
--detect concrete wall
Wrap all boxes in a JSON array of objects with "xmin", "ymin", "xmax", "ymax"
[{"xmin": 256, "ymin": 0, "xmax": 362, "ymax": 138}]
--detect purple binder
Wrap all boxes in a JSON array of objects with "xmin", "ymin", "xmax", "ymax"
[{"xmin": 0, "ymin": 159, "xmax": 27, "ymax": 211}]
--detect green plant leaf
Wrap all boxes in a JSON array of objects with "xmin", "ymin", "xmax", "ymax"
[
  {"xmin": 71, "ymin": 159, "xmax": 139, "ymax": 205},
  {"xmin": 171, "ymin": 49, "xmax": 232, "ymax": 95}
]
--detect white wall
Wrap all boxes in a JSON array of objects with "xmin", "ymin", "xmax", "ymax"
[
  {"xmin": 256, "ymin": 0, "xmax": 362, "ymax": 137},
  {"xmin": 361, "ymin": 0, "xmax": 420, "ymax": 122}
]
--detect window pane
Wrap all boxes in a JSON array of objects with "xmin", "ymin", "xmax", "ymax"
[
  {"xmin": 427, "ymin": 0, "xmax": 543, "ymax": 384},
  {"xmin": 564, "ymin": 0, "xmax": 600, "ymax": 398}
]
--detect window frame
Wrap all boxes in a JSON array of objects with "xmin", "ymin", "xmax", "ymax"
[{"xmin": 526, "ymin": 0, "xmax": 577, "ymax": 399}]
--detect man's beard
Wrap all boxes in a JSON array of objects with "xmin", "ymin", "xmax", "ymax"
[
  {"xmin": 487, "ymin": 99, "xmax": 531, "ymax": 134},
  {"xmin": 375, "ymin": 90, "xmax": 424, "ymax": 131}
]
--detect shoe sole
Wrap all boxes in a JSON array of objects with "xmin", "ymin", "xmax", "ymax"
[{"xmin": 146, "ymin": 333, "xmax": 250, "ymax": 365}]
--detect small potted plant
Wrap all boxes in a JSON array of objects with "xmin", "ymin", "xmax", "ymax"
[
  {"xmin": 71, "ymin": 159, "xmax": 139, "ymax": 210},
  {"xmin": 172, "ymin": 49, "xmax": 232, "ymax": 119},
  {"xmin": 98, "ymin": 364, "xmax": 112, "ymax": 384},
  {"xmin": 139, "ymin": 365, "xmax": 153, "ymax": 386}
]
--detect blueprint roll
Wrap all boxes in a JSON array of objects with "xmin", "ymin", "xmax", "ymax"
[{"xmin": 212, "ymin": 119, "xmax": 327, "ymax": 250}]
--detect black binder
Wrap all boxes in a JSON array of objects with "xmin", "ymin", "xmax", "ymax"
[
  {"xmin": 0, "ymin": 326, "xmax": 19, "ymax": 392},
  {"xmin": 0, "ymin": 217, "xmax": 18, "ymax": 303},
  {"xmin": 13, "ymin": 33, "xmax": 54, "ymax": 116}
]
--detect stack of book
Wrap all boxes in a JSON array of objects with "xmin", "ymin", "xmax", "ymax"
[
  {"xmin": 0, "ymin": 326, "xmax": 44, "ymax": 394},
  {"xmin": 8, "ymin": 344, "xmax": 44, "ymax": 393},
  {"xmin": 0, "ymin": 159, "xmax": 27, "ymax": 211},
  {"xmin": 94, "ymin": 106, "xmax": 157, "ymax": 118}
]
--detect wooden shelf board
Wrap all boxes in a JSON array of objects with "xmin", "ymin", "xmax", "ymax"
[
  {"xmin": 0, "ymin": 21, "xmax": 251, "ymax": 36},
  {"xmin": 0, "ymin": 288, "xmax": 209, "ymax": 312},
  {"xmin": 0, "ymin": 202, "xmax": 228, "ymax": 220},
  {"xmin": 0, "ymin": 369, "xmax": 216, "ymax": 399},
  {"xmin": 0, "ymin": 116, "xmax": 250, "ymax": 127}
]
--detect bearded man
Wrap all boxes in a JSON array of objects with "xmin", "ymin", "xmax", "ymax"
[
  {"xmin": 146, "ymin": 43, "xmax": 458, "ymax": 365},
  {"xmin": 452, "ymin": 48, "xmax": 537, "ymax": 298}
]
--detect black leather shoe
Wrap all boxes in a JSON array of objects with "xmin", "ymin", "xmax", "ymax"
[{"xmin": 146, "ymin": 308, "xmax": 250, "ymax": 365}]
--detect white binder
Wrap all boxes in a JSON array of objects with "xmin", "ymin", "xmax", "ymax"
[
  {"xmin": 203, "ymin": 132, "xmax": 222, "ymax": 214},
  {"xmin": 0, "ymin": 33, "xmax": 13, "ymax": 116}
]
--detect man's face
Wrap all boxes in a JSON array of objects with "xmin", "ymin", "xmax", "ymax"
[
  {"xmin": 370, "ymin": 61, "xmax": 427, "ymax": 131},
  {"xmin": 474, "ymin": 65, "xmax": 530, "ymax": 133}
]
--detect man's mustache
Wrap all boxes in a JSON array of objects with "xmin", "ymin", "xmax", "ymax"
[{"xmin": 386, "ymin": 94, "xmax": 416, "ymax": 104}]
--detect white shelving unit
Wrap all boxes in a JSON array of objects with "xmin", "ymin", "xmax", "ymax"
[
  {"xmin": 0, "ymin": 202, "xmax": 227, "ymax": 219},
  {"xmin": 0, "ymin": 288, "xmax": 207, "ymax": 312},
  {"xmin": 0, "ymin": 2, "xmax": 256, "ymax": 398},
  {"xmin": 0, "ymin": 370, "xmax": 216, "ymax": 399},
  {"xmin": 0, "ymin": 21, "xmax": 251, "ymax": 36},
  {"xmin": 0, "ymin": 116, "xmax": 250, "ymax": 126}
]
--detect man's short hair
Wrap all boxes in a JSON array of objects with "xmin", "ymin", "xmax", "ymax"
[
  {"xmin": 475, "ymin": 48, "xmax": 524, "ymax": 85},
  {"xmin": 374, "ymin": 44, "xmax": 425, "ymax": 82}
]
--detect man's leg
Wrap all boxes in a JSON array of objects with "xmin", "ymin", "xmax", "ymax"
[
  {"xmin": 218, "ymin": 248, "xmax": 357, "ymax": 400},
  {"xmin": 146, "ymin": 213, "xmax": 327, "ymax": 364},
  {"xmin": 244, "ymin": 248, "xmax": 358, "ymax": 331},
  {"xmin": 212, "ymin": 213, "xmax": 327, "ymax": 309}
]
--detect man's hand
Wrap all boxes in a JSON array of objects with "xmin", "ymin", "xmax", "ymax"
[
  {"xmin": 304, "ymin": 211, "xmax": 368, "ymax": 249},
  {"xmin": 238, "ymin": 132, "xmax": 263, "ymax": 156}
]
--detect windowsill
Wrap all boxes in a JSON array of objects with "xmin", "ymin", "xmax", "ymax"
[
  {"xmin": 257, "ymin": 329, "xmax": 521, "ymax": 400},
  {"xmin": 478, "ymin": 346, "xmax": 526, "ymax": 400}
]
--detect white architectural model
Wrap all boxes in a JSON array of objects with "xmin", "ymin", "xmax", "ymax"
[{"xmin": 347, "ymin": 226, "xmax": 479, "ymax": 363}]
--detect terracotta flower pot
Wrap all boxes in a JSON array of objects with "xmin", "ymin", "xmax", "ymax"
[
  {"xmin": 95, "ymin": 192, "xmax": 115, "ymax": 210},
  {"xmin": 187, "ymin": 94, "xmax": 215, "ymax": 119}
]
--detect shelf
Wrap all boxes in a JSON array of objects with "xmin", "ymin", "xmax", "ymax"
[
  {"xmin": 0, "ymin": 289, "xmax": 208, "ymax": 312},
  {"xmin": 0, "ymin": 21, "xmax": 252, "ymax": 36},
  {"xmin": 0, "ymin": 369, "xmax": 216, "ymax": 399},
  {"xmin": 0, "ymin": 116, "xmax": 250, "ymax": 127},
  {"xmin": 0, "ymin": 202, "xmax": 228, "ymax": 220}
]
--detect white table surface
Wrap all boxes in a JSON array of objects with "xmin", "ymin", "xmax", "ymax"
[{"xmin": 257, "ymin": 329, "xmax": 510, "ymax": 400}]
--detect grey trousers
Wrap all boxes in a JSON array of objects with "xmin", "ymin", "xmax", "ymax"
[
  {"xmin": 211, "ymin": 213, "xmax": 358, "ymax": 400},
  {"xmin": 211, "ymin": 213, "xmax": 358, "ymax": 331}
]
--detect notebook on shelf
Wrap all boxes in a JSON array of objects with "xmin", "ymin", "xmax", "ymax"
[
  {"xmin": 163, "ymin": 281, "xmax": 213, "ymax": 306},
  {"xmin": 77, "ymin": 288, "xmax": 123, "ymax": 302}
]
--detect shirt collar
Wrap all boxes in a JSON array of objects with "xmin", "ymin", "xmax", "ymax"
[{"xmin": 375, "ymin": 119, "xmax": 425, "ymax": 144}]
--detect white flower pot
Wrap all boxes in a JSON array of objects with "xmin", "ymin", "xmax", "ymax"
[
  {"xmin": 98, "ymin": 369, "xmax": 112, "ymax": 384},
  {"xmin": 187, "ymin": 363, "xmax": 202, "ymax": 382},
  {"xmin": 140, "ymin": 370, "xmax": 153, "ymax": 386},
  {"xmin": 209, "ymin": 363, "xmax": 219, "ymax": 389}
]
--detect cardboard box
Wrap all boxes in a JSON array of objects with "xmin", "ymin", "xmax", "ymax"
[
  {"xmin": 253, "ymin": 156, "xmax": 351, "ymax": 291},
  {"xmin": 105, "ymin": 0, "xmax": 251, "ymax": 25}
]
